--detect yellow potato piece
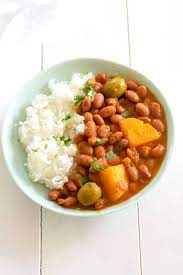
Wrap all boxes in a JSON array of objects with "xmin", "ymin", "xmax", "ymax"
[
  {"xmin": 119, "ymin": 118, "xmax": 161, "ymax": 147},
  {"xmin": 99, "ymin": 164, "xmax": 128, "ymax": 202}
]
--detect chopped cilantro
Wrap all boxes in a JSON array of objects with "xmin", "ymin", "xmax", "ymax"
[
  {"xmin": 56, "ymin": 136, "xmax": 71, "ymax": 146},
  {"xmin": 122, "ymin": 109, "xmax": 132, "ymax": 117},
  {"xmin": 81, "ymin": 71, "xmax": 89, "ymax": 77},
  {"xmin": 81, "ymin": 176, "xmax": 89, "ymax": 184},
  {"xmin": 105, "ymin": 151, "xmax": 116, "ymax": 160},
  {"xmin": 83, "ymin": 83, "xmax": 93, "ymax": 94},
  {"xmin": 87, "ymin": 89, "xmax": 96, "ymax": 101},
  {"xmin": 74, "ymin": 95, "xmax": 85, "ymax": 105},
  {"xmin": 63, "ymin": 138, "xmax": 71, "ymax": 146},
  {"xmin": 96, "ymin": 138, "xmax": 103, "ymax": 145},
  {"xmin": 83, "ymin": 83, "xmax": 96, "ymax": 102},
  {"xmin": 44, "ymin": 144, "xmax": 48, "ymax": 149},
  {"xmin": 32, "ymin": 149, "xmax": 38, "ymax": 152},
  {"xmin": 91, "ymin": 161, "xmax": 104, "ymax": 172},
  {"xmin": 62, "ymin": 112, "xmax": 71, "ymax": 121},
  {"xmin": 56, "ymin": 136, "xmax": 64, "ymax": 142}
]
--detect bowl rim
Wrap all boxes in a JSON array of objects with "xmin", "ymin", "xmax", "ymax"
[{"xmin": 1, "ymin": 57, "xmax": 174, "ymax": 217}]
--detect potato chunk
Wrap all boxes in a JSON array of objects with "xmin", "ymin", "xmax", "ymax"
[
  {"xmin": 119, "ymin": 118, "xmax": 161, "ymax": 147},
  {"xmin": 99, "ymin": 164, "xmax": 128, "ymax": 202}
]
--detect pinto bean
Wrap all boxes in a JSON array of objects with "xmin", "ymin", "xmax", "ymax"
[
  {"xmin": 138, "ymin": 164, "xmax": 151, "ymax": 178},
  {"xmin": 99, "ymin": 106, "xmax": 116, "ymax": 118},
  {"xmin": 152, "ymin": 119, "xmax": 165, "ymax": 133},
  {"xmin": 139, "ymin": 117, "xmax": 151, "ymax": 123},
  {"xmin": 96, "ymin": 72, "xmax": 106, "ymax": 84},
  {"xmin": 151, "ymin": 144, "xmax": 165, "ymax": 158},
  {"xmin": 126, "ymin": 166, "xmax": 139, "ymax": 181},
  {"xmin": 150, "ymin": 102, "xmax": 162, "ymax": 118},
  {"xmin": 101, "ymin": 137, "xmax": 108, "ymax": 145},
  {"xmin": 138, "ymin": 146, "xmax": 151, "ymax": 158},
  {"xmin": 84, "ymin": 112, "xmax": 93, "ymax": 123},
  {"xmin": 137, "ymin": 85, "xmax": 148, "ymax": 97},
  {"xmin": 91, "ymin": 109, "xmax": 99, "ymax": 115},
  {"xmin": 93, "ymin": 114, "xmax": 105, "ymax": 125},
  {"xmin": 127, "ymin": 80, "xmax": 138, "ymax": 90},
  {"xmin": 136, "ymin": 103, "xmax": 150, "ymax": 116},
  {"xmin": 145, "ymin": 158, "xmax": 155, "ymax": 169},
  {"xmin": 105, "ymin": 98, "xmax": 117, "ymax": 106},
  {"xmin": 110, "ymin": 114, "xmax": 123, "ymax": 124},
  {"xmin": 107, "ymin": 156, "xmax": 121, "ymax": 166},
  {"xmin": 72, "ymin": 173, "xmax": 83, "ymax": 187},
  {"xmin": 110, "ymin": 124, "xmax": 120, "ymax": 132},
  {"xmin": 57, "ymin": 198, "xmax": 65, "ymax": 205},
  {"xmin": 61, "ymin": 197, "xmax": 78, "ymax": 207},
  {"xmin": 74, "ymin": 133, "xmax": 84, "ymax": 144},
  {"xmin": 88, "ymin": 136, "xmax": 97, "ymax": 146},
  {"xmin": 118, "ymin": 98, "xmax": 129, "ymax": 107},
  {"xmin": 48, "ymin": 190, "xmax": 61, "ymax": 201},
  {"xmin": 95, "ymin": 198, "xmax": 108, "ymax": 210},
  {"xmin": 94, "ymin": 146, "xmax": 106, "ymax": 158},
  {"xmin": 106, "ymin": 145, "xmax": 114, "ymax": 152},
  {"xmin": 114, "ymin": 139, "xmax": 128, "ymax": 152},
  {"xmin": 78, "ymin": 141, "xmax": 93, "ymax": 156},
  {"xmin": 127, "ymin": 148, "xmax": 139, "ymax": 163},
  {"xmin": 75, "ymin": 104, "xmax": 83, "ymax": 114},
  {"xmin": 82, "ymin": 96, "xmax": 91, "ymax": 112},
  {"xmin": 84, "ymin": 120, "xmax": 96, "ymax": 137},
  {"xmin": 125, "ymin": 90, "xmax": 140, "ymax": 103},
  {"xmin": 88, "ymin": 173, "xmax": 100, "ymax": 185},
  {"xmin": 116, "ymin": 103, "xmax": 124, "ymax": 113},
  {"xmin": 76, "ymin": 165, "xmax": 87, "ymax": 176},
  {"xmin": 97, "ymin": 125, "xmax": 110, "ymax": 138},
  {"xmin": 109, "ymin": 131, "xmax": 123, "ymax": 144},
  {"xmin": 93, "ymin": 93, "xmax": 104, "ymax": 109},
  {"xmin": 77, "ymin": 155, "xmax": 93, "ymax": 167},
  {"xmin": 97, "ymin": 157, "xmax": 108, "ymax": 168},
  {"xmin": 94, "ymin": 82, "xmax": 103, "ymax": 92},
  {"xmin": 65, "ymin": 180, "xmax": 77, "ymax": 192}
]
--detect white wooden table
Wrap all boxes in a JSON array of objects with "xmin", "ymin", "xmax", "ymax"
[{"xmin": 0, "ymin": 0, "xmax": 182, "ymax": 274}]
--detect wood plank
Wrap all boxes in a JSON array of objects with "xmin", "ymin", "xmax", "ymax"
[
  {"xmin": 128, "ymin": 0, "xmax": 183, "ymax": 274},
  {"xmin": 0, "ymin": 38, "xmax": 41, "ymax": 275},
  {"xmin": 42, "ymin": 0, "xmax": 141, "ymax": 274}
]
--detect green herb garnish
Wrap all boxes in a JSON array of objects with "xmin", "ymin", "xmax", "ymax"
[
  {"xmin": 96, "ymin": 138, "xmax": 103, "ymax": 145},
  {"xmin": 122, "ymin": 110, "xmax": 132, "ymax": 117},
  {"xmin": 105, "ymin": 151, "xmax": 116, "ymax": 160},
  {"xmin": 87, "ymin": 89, "xmax": 96, "ymax": 101},
  {"xmin": 81, "ymin": 176, "xmax": 89, "ymax": 184},
  {"xmin": 32, "ymin": 149, "xmax": 38, "ymax": 152},
  {"xmin": 83, "ymin": 83, "xmax": 96, "ymax": 102},
  {"xmin": 44, "ymin": 144, "xmax": 48, "ymax": 149},
  {"xmin": 62, "ymin": 112, "xmax": 71, "ymax": 121},
  {"xmin": 63, "ymin": 138, "xmax": 71, "ymax": 146},
  {"xmin": 81, "ymin": 71, "xmax": 89, "ymax": 77},
  {"xmin": 74, "ymin": 95, "xmax": 85, "ymax": 105},
  {"xmin": 91, "ymin": 161, "xmax": 104, "ymax": 172},
  {"xmin": 56, "ymin": 136, "xmax": 71, "ymax": 146}
]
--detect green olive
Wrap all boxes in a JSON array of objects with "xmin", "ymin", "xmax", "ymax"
[
  {"xmin": 77, "ymin": 182, "xmax": 102, "ymax": 206},
  {"xmin": 103, "ymin": 77, "xmax": 127, "ymax": 98}
]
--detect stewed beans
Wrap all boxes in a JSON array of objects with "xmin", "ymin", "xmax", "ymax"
[{"xmin": 48, "ymin": 72, "xmax": 167, "ymax": 210}]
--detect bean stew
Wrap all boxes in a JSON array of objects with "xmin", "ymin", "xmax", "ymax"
[{"xmin": 48, "ymin": 73, "xmax": 167, "ymax": 210}]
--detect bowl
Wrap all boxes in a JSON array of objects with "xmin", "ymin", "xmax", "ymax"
[{"xmin": 1, "ymin": 58, "xmax": 174, "ymax": 217}]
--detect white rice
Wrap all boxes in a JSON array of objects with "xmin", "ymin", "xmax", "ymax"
[{"xmin": 18, "ymin": 72, "xmax": 93, "ymax": 189}]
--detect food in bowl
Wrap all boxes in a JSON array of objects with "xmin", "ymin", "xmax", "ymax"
[{"xmin": 18, "ymin": 71, "xmax": 167, "ymax": 210}]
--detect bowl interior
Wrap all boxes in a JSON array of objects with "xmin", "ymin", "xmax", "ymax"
[{"xmin": 2, "ymin": 58, "xmax": 174, "ymax": 217}]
